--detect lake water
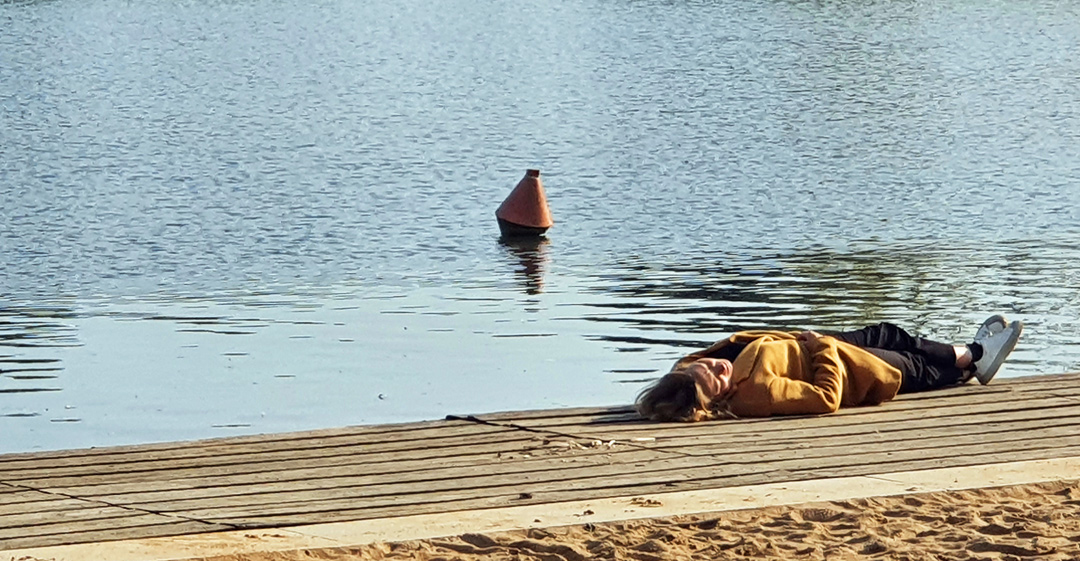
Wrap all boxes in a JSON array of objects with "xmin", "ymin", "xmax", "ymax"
[{"xmin": 3, "ymin": 0, "xmax": 1080, "ymax": 453}]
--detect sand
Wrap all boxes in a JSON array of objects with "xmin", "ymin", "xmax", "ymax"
[{"xmin": 197, "ymin": 479, "xmax": 1080, "ymax": 561}]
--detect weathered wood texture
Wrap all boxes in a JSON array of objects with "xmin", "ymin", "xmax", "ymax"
[{"xmin": 2, "ymin": 372, "xmax": 1079, "ymax": 550}]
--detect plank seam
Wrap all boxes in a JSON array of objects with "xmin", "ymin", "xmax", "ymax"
[
  {"xmin": 108, "ymin": 425, "xmax": 1080, "ymax": 511},
  {"xmin": 650, "ymin": 412, "xmax": 1080, "ymax": 451},
  {"xmin": 446, "ymin": 414, "xmax": 696, "ymax": 459},
  {"xmin": 12, "ymin": 402, "xmax": 1077, "ymax": 496},
  {"xmin": 1043, "ymin": 392, "xmax": 1080, "ymax": 403},
  {"xmin": 451, "ymin": 396, "xmax": 1080, "ymax": 449},
  {"xmin": 507, "ymin": 396, "xmax": 1080, "ymax": 434},
  {"xmin": 71, "ymin": 419, "xmax": 1080, "ymax": 509},
  {"xmin": 0, "ymin": 435, "xmax": 546, "ymax": 481},
  {"xmin": 4, "ymin": 457, "xmax": 1078, "ymax": 559},
  {"xmin": 0, "ymin": 422, "xmax": 499, "ymax": 465},
  {"xmin": 163, "ymin": 445, "xmax": 1080, "ymax": 526},
  {"xmin": 0, "ymin": 480, "xmax": 240, "ymax": 533}
]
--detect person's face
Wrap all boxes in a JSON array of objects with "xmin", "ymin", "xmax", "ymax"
[{"xmin": 685, "ymin": 358, "xmax": 734, "ymax": 400}]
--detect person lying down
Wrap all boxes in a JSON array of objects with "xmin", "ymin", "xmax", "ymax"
[{"xmin": 636, "ymin": 316, "xmax": 1022, "ymax": 422}]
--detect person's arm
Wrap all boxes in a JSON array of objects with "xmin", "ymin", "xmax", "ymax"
[
  {"xmin": 673, "ymin": 331, "xmax": 799, "ymax": 371},
  {"xmin": 673, "ymin": 338, "xmax": 746, "ymax": 370},
  {"xmin": 764, "ymin": 333, "xmax": 845, "ymax": 415}
]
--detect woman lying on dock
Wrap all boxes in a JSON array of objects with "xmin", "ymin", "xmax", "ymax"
[{"xmin": 636, "ymin": 316, "xmax": 1022, "ymax": 422}]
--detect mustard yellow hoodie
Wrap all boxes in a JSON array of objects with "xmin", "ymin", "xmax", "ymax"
[{"xmin": 673, "ymin": 331, "xmax": 902, "ymax": 417}]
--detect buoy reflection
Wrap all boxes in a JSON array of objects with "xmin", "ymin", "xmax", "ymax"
[{"xmin": 499, "ymin": 236, "xmax": 550, "ymax": 295}]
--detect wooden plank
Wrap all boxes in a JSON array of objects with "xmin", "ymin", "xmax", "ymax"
[
  {"xmin": 563, "ymin": 391, "xmax": 1080, "ymax": 435},
  {"xmin": 655, "ymin": 410, "xmax": 1080, "ymax": 456},
  {"xmin": 197, "ymin": 471, "xmax": 774, "ymax": 528},
  {"xmin": 0, "ymin": 420, "xmax": 507, "ymax": 472},
  {"xmin": 180, "ymin": 439, "xmax": 1080, "ymax": 528},
  {"xmin": 861, "ymin": 384, "xmax": 1080, "ymax": 412},
  {"xmin": 0, "ymin": 427, "xmax": 534, "ymax": 483},
  {"xmin": 12, "ymin": 432, "xmax": 575, "ymax": 489},
  {"xmin": 899, "ymin": 371, "xmax": 1080, "ymax": 394},
  {"xmin": 813, "ymin": 446, "xmax": 1080, "ymax": 480},
  {"xmin": 140, "ymin": 432, "xmax": 1080, "ymax": 522},
  {"xmin": 458, "ymin": 372, "xmax": 1080, "ymax": 425},
  {"xmin": 163, "ymin": 458, "xmax": 760, "ymax": 522},
  {"xmin": 622, "ymin": 404, "xmax": 1080, "ymax": 451},
  {"xmin": 465, "ymin": 395, "xmax": 1080, "ymax": 444},
  {"xmin": 0, "ymin": 371, "xmax": 1074, "ymax": 550},
  {"xmin": 0, "ymin": 417, "xmax": 484, "ymax": 463},
  {"xmin": 0, "ymin": 497, "xmax": 99, "ymax": 516},
  {"xmin": 127, "ymin": 453, "xmax": 729, "ymax": 516},
  {"xmin": 521, "ymin": 407, "xmax": 1080, "ymax": 462},
  {"xmin": 59, "ymin": 447, "xmax": 671, "ymax": 505},
  {"xmin": 453, "ymin": 407, "xmax": 637, "ymax": 425},
  {"xmin": 169, "ymin": 477, "xmax": 786, "ymax": 527},
  {"xmin": 685, "ymin": 422, "xmax": 1080, "ymax": 464},
  {"xmin": 0, "ymin": 488, "xmax": 64, "ymax": 506},
  {"xmin": 0, "ymin": 505, "xmax": 152, "ymax": 532},
  {"xmin": 466, "ymin": 372, "xmax": 1080, "ymax": 422},
  {"xmin": 77, "ymin": 448, "xmax": 673, "ymax": 509},
  {"xmin": 61, "ymin": 411, "xmax": 1080, "ymax": 509},
  {"xmin": 456, "ymin": 405, "xmax": 636, "ymax": 422},
  {"xmin": 3, "ymin": 376, "xmax": 1071, "ymax": 478},
  {"xmin": 44, "ymin": 439, "xmax": 637, "ymax": 497},
  {"xmin": 456, "ymin": 372, "xmax": 1080, "ymax": 417},
  {"xmin": 14, "ymin": 386, "xmax": 1080, "ymax": 505},
  {"xmin": 968, "ymin": 371, "xmax": 1080, "ymax": 387},
  {"xmin": 464, "ymin": 383, "xmax": 1080, "ymax": 432},
  {"xmin": 0, "ymin": 512, "xmax": 220, "ymax": 542},
  {"xmin": 0, "ymin": 520, "xmax": 231, "ymax": 550},
  {"xmin": 146, "ymin": 446, "xmax": 1006, "ymax": 529},
  {"xmin": 851, "ymin": 384, "xmax": 1080, "ymax": 411}
]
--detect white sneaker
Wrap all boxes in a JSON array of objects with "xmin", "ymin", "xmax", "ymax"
[
  {"xmin": 959, "ymin": 315, "xmax": 1008, "ymax": 383},
  {"xmin": 973, "ymin": 320, "xmax": 1023, "ymax": 385},
  {"xmin": 974, "ymin": 314, "xmax": 1007, "ymax": 343}
]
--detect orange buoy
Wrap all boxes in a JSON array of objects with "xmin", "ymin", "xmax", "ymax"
[{"xmin": 495, "ymin": 169, "xmax": 554, "ymax": 238}]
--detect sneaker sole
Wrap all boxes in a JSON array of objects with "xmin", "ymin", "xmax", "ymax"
[
  {"xmin": 976, "ymin": 321, "xmax": 1023, "ymax": 385},
  {"xmin": 975, "ymin": 314, "xmax": 1007, "ymax": 342}
]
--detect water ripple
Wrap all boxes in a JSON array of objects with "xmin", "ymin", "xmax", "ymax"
[{"xmin": 3, "ymin": 0, "xmax": 1080, "ymax": 451}]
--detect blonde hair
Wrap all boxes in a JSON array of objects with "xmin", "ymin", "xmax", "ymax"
[{"xmin": 635, "ymin": 369, "xmax": 736, "ymax": 422}]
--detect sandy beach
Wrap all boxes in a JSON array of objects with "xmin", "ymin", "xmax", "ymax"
[{"xmin": 195, "ymin": 479, "xmax": 1080, "ymax": 561}]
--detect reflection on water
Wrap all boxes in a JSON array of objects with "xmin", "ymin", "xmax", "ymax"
[
  {"xmin": 585, "ymin": 241, "xmax": 1073, "ymax": 338},
  {"xmin": 2, "ymin": 239, "xmax": 1077, "ymax": 453},
  {"xmin": 587, "ymin": 240, "xmax": 1080, "ymax": 364},
  {"xmin": 0, "ymin": 306, "xmax": 77, "ymax": 397},
  {"xmin": 0, "ymin": 306, "xmax": 80, "ymax": 349},
  {"xmin": 499, "ymin": 237, "xmax": 551, "ymax": 295}
]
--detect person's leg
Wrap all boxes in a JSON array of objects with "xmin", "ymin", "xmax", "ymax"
[
  {"xmin": 840, "ymin": 346, "xmax": 916, "ymax": 390},
  {"xmin": 829, "ymin": 322, "xmax": 957, "ymax": 365},
  {"xmin": 829, "ymin": 322, "xmax": 967, "ymax": 393}
]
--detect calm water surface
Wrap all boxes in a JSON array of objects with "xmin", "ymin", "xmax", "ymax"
[{"xmin": 3, "ymin": 0, "xmax": 1080, "ymax": 453}]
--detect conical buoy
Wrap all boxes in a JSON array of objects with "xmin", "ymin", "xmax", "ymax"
[{"xmin": 495, "ymin": 169, "xmax": 554, "ymax": 238}]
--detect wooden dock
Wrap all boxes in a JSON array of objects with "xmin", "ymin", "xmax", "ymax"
[{"xmin": 3, "ymin": 372, "xmax": 1080, "ymax": 558}]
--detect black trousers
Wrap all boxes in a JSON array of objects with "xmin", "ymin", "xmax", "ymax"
[{"xmin": 829, "ymin": 322, "xmax": 964, "ymax": 393}]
